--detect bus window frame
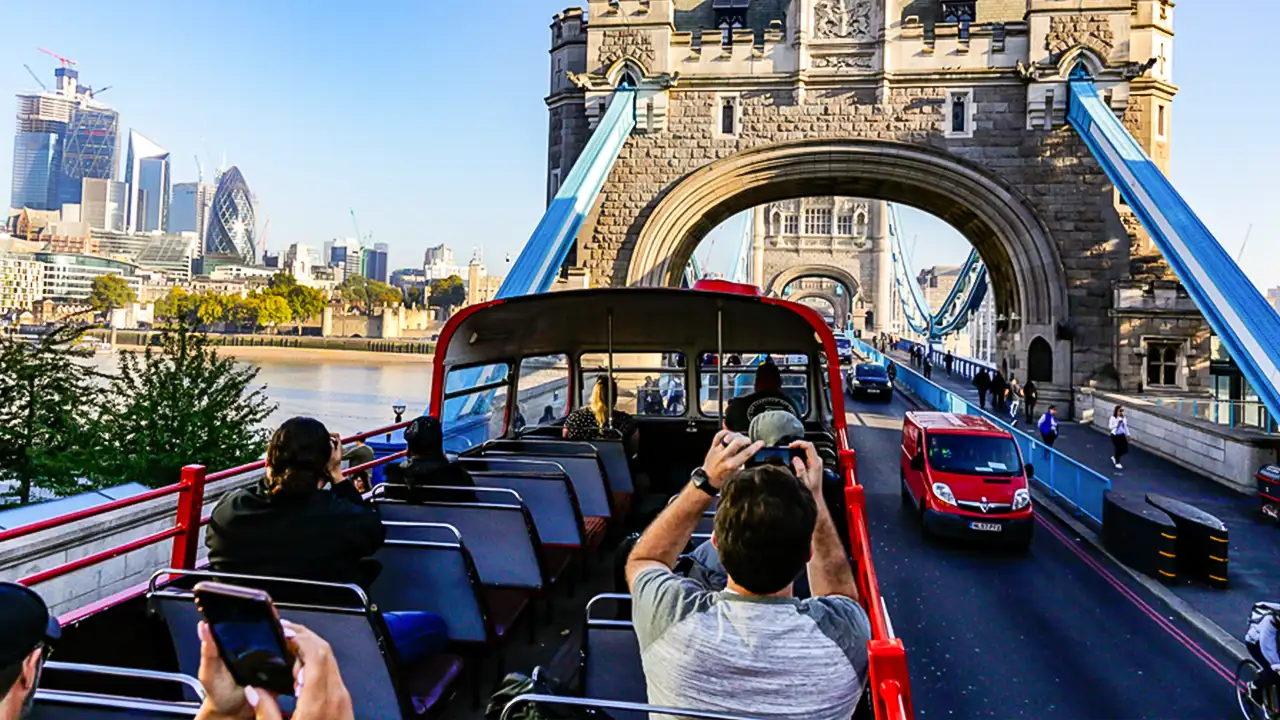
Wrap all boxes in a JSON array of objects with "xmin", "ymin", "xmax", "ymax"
[
  {"xmin": 576, "ymin": 350, "xmax": 690, "ymax": 419},
  {"xmin": 694, "ymin": 351, "xmax": 814, "ymax": 420}
]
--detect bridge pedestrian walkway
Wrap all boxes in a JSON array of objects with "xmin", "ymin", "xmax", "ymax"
[{"xmin": 878, "ymin": 348, "xmax": 1275, "ymax": 648}]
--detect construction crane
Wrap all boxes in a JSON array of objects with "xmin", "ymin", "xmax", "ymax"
[
  {"xmin": 86, "ymin": 85, "xmax": 112, "ymax": 99},
  {"xmin": 23, "ymin": 64, "xmax": 47, "ymax": 91},
  {"xmin": 194, "ymin": 155, "xmax": 204, "ymax": 184},
  {"xmin": 37, "ymin": 48, "xmax": 76, "ymax": 69},
  {"xmin": 349, "ymin": 208, "xmax": 364, "ymax": 244}
]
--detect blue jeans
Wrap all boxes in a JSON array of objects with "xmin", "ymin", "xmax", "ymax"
[{"xmin": 382, "ymin": 611, "xmax": 448, "ymax": 665}]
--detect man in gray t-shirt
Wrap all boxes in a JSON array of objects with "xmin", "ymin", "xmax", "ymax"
[{"xmin": 625, "ymin": 432, "xmax": 871, "ymax": 720}]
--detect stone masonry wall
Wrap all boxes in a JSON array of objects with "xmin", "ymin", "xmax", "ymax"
[{"xmin": 583, "ymin": 83, "xmax": 1130, "ymax": 387}]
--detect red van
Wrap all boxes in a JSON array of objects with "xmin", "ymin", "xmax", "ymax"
[{"xmin": 900, "ymin": 411, "xmax": 1034, "ymax": 548}]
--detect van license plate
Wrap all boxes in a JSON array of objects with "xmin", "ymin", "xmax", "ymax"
[{"xmin": 970, "ymin": 522, "xmax": 1003, "ymax": 532}]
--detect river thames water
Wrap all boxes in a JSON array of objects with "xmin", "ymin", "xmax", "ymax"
[{"xmin": 84, "ymin": 348, "xmax": 435, "ymax": 438}]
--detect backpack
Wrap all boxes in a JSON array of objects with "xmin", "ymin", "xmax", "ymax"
[
  {"xmin": 485, "ymin": 667, "xmax": 615, "ymax": 720},
  {"xmin": 1247, "ymin": 602, "xmax": 1280, "ymax": 644}
]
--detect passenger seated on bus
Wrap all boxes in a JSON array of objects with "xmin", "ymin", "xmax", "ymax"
[
  {"xmin": 383, "ymin": 416, "xmax": 476, "ymax": 503},
  {"xmin": 193, "ymin": 618, "xmax": 354, "ymax": 720},
  {"xmin": 0, "ymin": 582, "xmax": 59, "ymax": 720},
  {"xmin": 723, "ymin": 360, "xmax": 800, "ymax": 433},
  {"xmin": 686, "ymin": 411, "xmax": 851, "ymax": 597},
  {"xmin": 207, "ymin": 417, "xmax": 447, "ymax": 665},
  {"xmin": 564, "ymin": 377, "xmax": 638, "ymax": 449},
  {"xmin": 625, "ymin": 431, "xmax": 871, "ymax": 720}
]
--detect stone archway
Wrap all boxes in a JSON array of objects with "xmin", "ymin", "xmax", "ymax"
[
  {"xmin": 785, "ymin": 288, "xmax": 846, "ymax": 328},
  {"xmin": 624, "ymin": 138, "xmax": 1072, "ymax": 385},
  {"xmin": 765, "ymin": 264, "xmax": 861, "ymax": 302}
]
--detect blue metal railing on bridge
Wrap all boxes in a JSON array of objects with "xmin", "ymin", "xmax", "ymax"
[
  {"xmin": 852, "ymin": 337, "xmax": 1111, "ymax": 524},
  {"xmin": 1067, "ymin": 66, "xmax": 1280, "ymax": 433},
  {"xmin": 891, "ymin": 338, "xmax": 995, "ymax": 382}
]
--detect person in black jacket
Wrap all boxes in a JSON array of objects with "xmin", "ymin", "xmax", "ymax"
[
  {"xmin": 383, "ymin": 416, "xmax": 476, "ymax": 502},
  {"xmin": 973, "ymin": 368, "xmax": 991, "ymax": 409},
  {"xmin": 207, "ymin": 417, "xmax": 446, "ymax": 665},
  {"xmin": 207, "ymin": 417, "xmax": 384, "ymax": 586}
]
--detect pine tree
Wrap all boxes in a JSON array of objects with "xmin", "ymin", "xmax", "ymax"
[{"xmin": 0, "ymin": 321, "xmax": 107, "ymax": 504}]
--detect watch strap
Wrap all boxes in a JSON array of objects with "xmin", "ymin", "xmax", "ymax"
[{"xmin": 691, "ymin": 467, "xmax": 718, "ymax": 497}]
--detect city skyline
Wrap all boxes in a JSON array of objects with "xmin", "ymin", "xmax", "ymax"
[{"xmin": 0, "ymin": 1, "xmax": 1276, "ymax": 291}]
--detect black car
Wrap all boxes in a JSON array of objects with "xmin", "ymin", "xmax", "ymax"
[{"xmin": 848, "ymin": 362, "xmax": 892, "ymax": 401}]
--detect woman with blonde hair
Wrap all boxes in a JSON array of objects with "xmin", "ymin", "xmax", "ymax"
[{"xmin": 563, "ymin": 376, "xmax": 637, "ymax": 449}]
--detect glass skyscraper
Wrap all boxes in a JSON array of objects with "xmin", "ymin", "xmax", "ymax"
[
  {"xmin": 11, "ymin": 132, "xmax": 60, "ymax": 210},
  {"xmin": 56, "ymin": 106, "xmax": 120, "ymax": 208},
  {"xmin": 169, "ymin": 182, "xmax": 215, "ymax": 238},
  {"xmin": 124, "ymin": 130, "xmax": 170, "ymax": 233},
  {"xmin": 365, "ymin": 242, "xmax": 389, "ymax": 283},
  {"xmin": 204, "ymin": 166, "xmax": 257, "ymax": 265}
]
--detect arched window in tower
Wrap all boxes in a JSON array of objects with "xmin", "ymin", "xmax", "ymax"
[
  {"xmin": 721, "ymin": 97, "xmax": 738, "ymax": 135},
  {"xmin": 1027, "ymin": 336, "xmax": 1053, "ymax": 383},
  {"xmin": 951, "ymin": 94, "xmax": 967, "ymax": 133},
  {"xmin": 854, "ymin": 208, "xmax": 868, "ymax": 236}
]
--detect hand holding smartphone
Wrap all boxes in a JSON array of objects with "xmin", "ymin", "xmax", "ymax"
[{"xmin": 193, "ymin": 581, "xmax": 296, "ymax": 696}]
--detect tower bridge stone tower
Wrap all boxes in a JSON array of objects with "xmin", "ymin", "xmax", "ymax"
[
  {"xmin": 750, "ymin": 197, "xmax": 891, "ymax": 335},
  {"xmin": 546, "ymin": 0, "xmax": 1200, "ymax": 394}
]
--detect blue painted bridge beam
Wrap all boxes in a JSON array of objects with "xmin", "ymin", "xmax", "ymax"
[{"xmin": 1067, "ymin": 67, "xmax": 1280, "ymax": 422}]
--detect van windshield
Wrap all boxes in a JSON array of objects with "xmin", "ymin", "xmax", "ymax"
[{"xmin": 925, "ymin": 432, "xmax": 1021, "ymax": 476}]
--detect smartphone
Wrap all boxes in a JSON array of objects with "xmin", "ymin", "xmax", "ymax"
[
  {"xmin": 193, "ymin": 582, "xmax": 296, "ymax": 696},
  {"xmin": 748, "ymin": 446, "xmax": 804, "ymax": 468}
]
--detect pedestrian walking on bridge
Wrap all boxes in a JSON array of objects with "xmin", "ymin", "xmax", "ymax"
[
  {"xmin": 973, "ymin": 369, "xmax": 991, "ymax": 409},
  {"xmin": 1109, "ymin": 405, "xmax": 1131, "ymax": 470}
]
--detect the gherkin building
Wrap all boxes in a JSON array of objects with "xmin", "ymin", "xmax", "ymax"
[{"xmin": 203, "ymin": 166, "xmax": 256, "ymax": 264}]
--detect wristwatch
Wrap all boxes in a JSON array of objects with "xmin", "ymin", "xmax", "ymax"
[{"xmin": 691, "ymin": 467, "xmax": 718, "ymax": 497}]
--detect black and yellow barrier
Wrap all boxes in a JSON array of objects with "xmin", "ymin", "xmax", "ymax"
[
  {"xmin": 1102, "ymin": 490, "xmax": 1178, "ymax": 583},
  {"xmin": 1146, "ymin": 493, "xmax": 1229, "ymax": 589}
]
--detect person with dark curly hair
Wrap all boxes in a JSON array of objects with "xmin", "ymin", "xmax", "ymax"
[{"xmin": 206, "ymin": 417, "xmax": 447, "ymax": 665}]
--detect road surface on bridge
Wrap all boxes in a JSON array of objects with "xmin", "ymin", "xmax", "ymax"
[{"xmin": 845, "ymin": 386, "xmax": 1235, "ymax": 719}]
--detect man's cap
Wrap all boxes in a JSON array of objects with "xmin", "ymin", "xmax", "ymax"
[
  {"xmin": 749, "ymin": 410, "xmax": 805, "ymax": 447},
  {"xmin": 0, "ymin": 582, "xmax": 59, "ymax": 667}
]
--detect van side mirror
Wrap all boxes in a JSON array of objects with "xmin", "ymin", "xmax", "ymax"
[
  {"xmin": 910, "ymin": 453, "xmax": 925, "ymax": 472},
  {"xmin": 1024, "ymin": 463, "xmax": 1035, "ymax": 478}
]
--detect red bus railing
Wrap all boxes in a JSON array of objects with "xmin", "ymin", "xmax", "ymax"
[{"xmin": 7, "ymin": 420, "xmax": 413, "ymax": 592}]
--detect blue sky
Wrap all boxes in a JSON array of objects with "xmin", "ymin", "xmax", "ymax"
[{"xmin": 1, "ymin": 1, "xmax": 1275, "ymax": 291}]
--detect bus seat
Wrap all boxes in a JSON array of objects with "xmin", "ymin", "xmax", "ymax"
[
  {"xmin": 465, "ymin": 443, "xmax": 612, "ymax": 519},
  {"xmin": 497, "ymin": 694, "xmax": 768, "ymax": 720},
  {"xmin": 581, "ymin": 595, "xmax": 645, "ymax": 720},
  {"xmin": 582, "ymin": 440, "xmax": 634, "ymax": 494},
  {"xmin": 696, "ymin": 511, "xmax": 715, "ymax": 535},
  {"xmin": 30, "ymin": 661, "xmax": 202, "ymax": 720},
  {"xmin": 377, "ymin": 498, "xmax": 546, "ymax": 591},
  {"xmin": 369, "ymin": 536, "xmax": 527, "ymax": 650},
  {"xmin": 456, "ymin": 462, "xmax": 586, "ymax": 548},
  {"xmin": 146, "ymin": 571, "xmax": 434, "ymax": 719},
  {"xmin": 30, "ymin": 692, "xmax": 199, "ymax": 719}
]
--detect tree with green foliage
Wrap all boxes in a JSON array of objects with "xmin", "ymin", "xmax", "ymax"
[
  {"xmin": 0, "ymin": 321, "xmax": 107, "ymax": 504},
  {"xmin": 155, "ymin": 287, "xmax": 197, "ymax": 322},
  {"xmin": 270, "ymin": 284, "xmax": 326, "ymax": 334},
  {"xmin": 368, "ymin": 280, "xmax": 402, "ymax": 308},
  {"xmin": 404, "ymin": 285, "xmax": 425, "ymax": 309},
  {"xmin": 338, "ymin": 275, "xmax": 401, "ymax": 313},
  {"xmin": 88, "ymin": 274, "xmax": 137, "ymax": 314},
  {"xmin": 196, "ymin": 292, "xmax": 230, "ymax": 328},
  {"xmin": 338, "ymin": 275, "xmax": 370, "ymax": 310},
  {"xmin": 94, "ymin": 321, "xmax": 276, "ymax": 489},
  {"xmin": 429, "ymin": 275, "xmax": 467, "ymax": 313},
  {"xmin": 256, "ymin": 294, "xmax": 292, "ymax": 330}
]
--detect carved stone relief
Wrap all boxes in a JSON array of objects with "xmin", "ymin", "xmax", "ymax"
[
  {"xmin": 812, "ymin": 54, "xmax": 874, "ymax": 71},
  {"xmin": 813, "ymin": 0, "xmax": 874, "ymax": 41},
  {"xmin": 1045, "ymin": 14, "xmax": 1114, "ymax": 59},
  {"xmin": 598, "ymin": 29, "xmax": 656, "ymax": 73}
]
